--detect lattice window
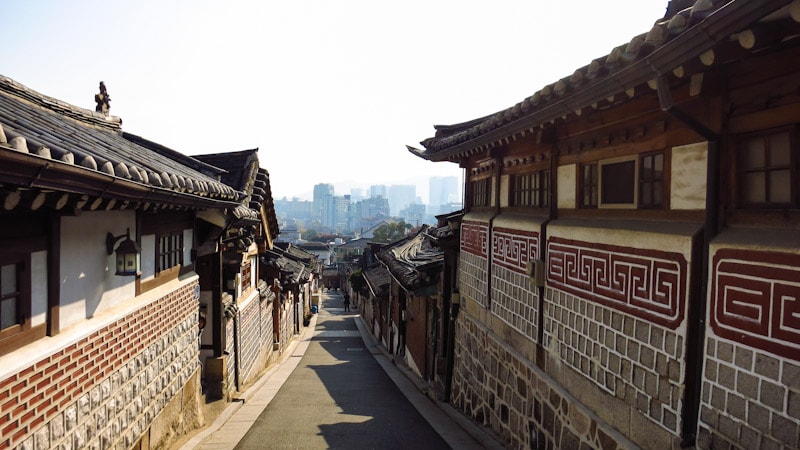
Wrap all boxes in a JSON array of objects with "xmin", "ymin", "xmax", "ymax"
[
  {"xmin": 739, "ymin": 129, "xmax": 795, "ymax": 208},
  {"xmin": 471, "ymin": 178, "xmax": 491, "ymax": 207},
  {"xmin": 639, "ymin": 152, "xmax": 664, "ymax": 209},
  {"xmin": 510, "ymin": 171, "xmax": 549, "ymax": 208},
  {"xmin": 156, "ymin": 231, "xmax": 183, "ymax": 272}
]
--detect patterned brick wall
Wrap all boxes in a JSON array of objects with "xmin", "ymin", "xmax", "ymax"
[
  {"xmin": 490, "ymin": 227, "xmax": 540, "ymax": 340},
  {"xmin": 225, "ymin": 316, "xmax": 236, "ymax": 396},
  {"xmin": 544, "ymin": 288, "xmax": 686, "ymax": 435},
  {"xmin": 451, "ymin": 313, "xmax": 634, "ymax": 449},
  {"xmin": 237, "ymin": 293, "xmax": 274, "ymax": 386},
  {"xmin": 699, "ymin": 336, "xmax": 800, "ymax": 449},
  {"xmin": 699, "ymin": 248, "xmax": 800, "ymax": 449},
  {"xmin": 544, "ymin": 237, "xmax": 689, "ymax": 435},
  {"xmin": 491, "ymin": 265, "xmax": 538, "ymax": 339},
  {"xmin": 460, "ymin": 220, "xmax": 489, "ymax": 307},
  {"xmin": 0, "ymin": 280, "xmax": 200, "ymax": 450},
  {"xmin": 547, "ymin": 237, "xmax": 687, "ymax": 329}
]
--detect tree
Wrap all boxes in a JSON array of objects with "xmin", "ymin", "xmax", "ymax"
[
  {"xmin": 349, "ymin": 269, "xmax": 367, "ymax": 295},
  {"xmin": 372, "ymin": 222, "xmax": 408, "ymax": 243}
]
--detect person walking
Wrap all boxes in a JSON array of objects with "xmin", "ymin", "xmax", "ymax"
[{"xmin": 343, "ymin": 293, "xmax": 350, "ymax": 312}]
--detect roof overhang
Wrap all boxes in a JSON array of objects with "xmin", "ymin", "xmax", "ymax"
[
  {"xmin": 0, "ymin": 147, "xmax": 242, "ymax": 210},
  {"xmin": 409, "ymin": 0, "xmax": 795, "ymax": 162}
]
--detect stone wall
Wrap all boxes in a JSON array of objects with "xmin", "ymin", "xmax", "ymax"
[
  {"xmin": 543, "ymin": 288, "xmax": 685, "ymax": 447},
  {"xmin": 491, "ymin": 263, "xmax": 538, "ymax": 340},
  {"xmin": 451, "ymin": 313, "xmax": 636, "ymax": 449},
  {"xmin": 237, "ymin": 291, "xmax": 274, "ymax": 387},
  {"xmin": 1, "ymin": 278, "xmax": 202, "ymax": 450},
  {"xmin": 461, "ymin": 219, "xmax": 490, "ymax": 309},
  {"xmin": 698, "ymin": 246, "xmax": 800, "ymax": 449}
]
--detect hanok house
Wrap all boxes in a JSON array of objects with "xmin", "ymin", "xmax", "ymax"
[
  {"xmin": 262, "ymin": 243, "xmax": 318, "ymax": 349},
  {"xmin": 0, "ymin": 76, "xmax": 247, "ymax": 449},
  {"xmin": 376, "ymin": 225, "xmax": 444, "ymax": 382},
  {"xmin": 192, "ymin": 149, "xmax": 280, "ymax": 400},
  {"xmin": 408, "ymin": 1, "xmax": 800, "ymax": 449}
]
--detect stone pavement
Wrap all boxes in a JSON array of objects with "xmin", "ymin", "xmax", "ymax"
[{"xmin": 175, "ymin": 291, "xmax": 504, "ymax": 450}]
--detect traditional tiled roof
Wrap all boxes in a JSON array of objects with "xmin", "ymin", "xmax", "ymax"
[
  {"xmin": 363, "ymin": 265, "xmax": 391, "ymax": 299},
  {"xmin": 297, "ymin": 242, "xmax": 331, "ymax": 252},
  {"xmin": 193, "ymin": 150, "xmax": 280, "ymax": 238},
  {"xmin": 377, "ymin": 225, "xmax": 444, "ymax": 291},
  {"xmin": 262, "ymin": 248, "xmax": 310, "ymax": 284},
  {"xmin": 0, "ymin": 76, "xmax": 241, "ymax": 210},
  {"xmin": 271, "ymin": 243, "xmax": 320, "ymax": 278},
  {"xmin": 409, "ymin": 0, "xmax": 798, "ymax": 161},
  {"xmin": 336, "ymin": 238, "xmax": 370, "ymax": 249}
]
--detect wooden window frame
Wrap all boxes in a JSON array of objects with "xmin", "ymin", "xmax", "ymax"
[
  {"xmin": 737, "ymin": 127, "xmax": 797, "ymax": 209},
  {"xmin": 0, "ymin": 236, "xmax": 47, "ymax": 356},
  {"xmin": 470, "ymin": 178, "xmax": 491, "ymax": 207},
  {"xmin": 579, "ymin": 162, "xmax": 598, "ymax": 209},
  {"xmin": 156, "ymin": 231, "xmax": 184, "ymax": 273},
  {"xmin": 639, "ymin": 151, "xmax": 665, "ymax": 209},
  {"xmin": 510, "ymin": 171, "xmax": 550, "ymax": 208}
]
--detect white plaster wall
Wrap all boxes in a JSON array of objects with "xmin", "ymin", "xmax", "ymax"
[
  {"xmin": 30, "ymin": 250, "xmax": 47, "ymax": 327},
  {"xmin": 140, "ymin": 235, "xmax": 156, "ymax": 280},
  {"xmin": 558, "ymin": 164, "xmax": 576, "ymax": 209},
  {"xmin": 60, "ymin": 211, "xmax": 136, "ymax": 328},
  {"xmin": 500, "ymin": 174, "xmax": 509, "ymax": 208},
  {"xmin": 183, "ymin": 228, "xmax": 193, "ymax": 264},
  {"xmin": 671, "ymin": 142, "xmax": 707, "ymax": 210},
  {"xmin": 547, "ymin": 221, "xmax": 698, "ymax": 263}
]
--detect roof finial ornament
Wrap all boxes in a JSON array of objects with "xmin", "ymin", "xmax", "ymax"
[{"xmin": 95, "ymin": 81, "xmax": 110, "ymax": 116}]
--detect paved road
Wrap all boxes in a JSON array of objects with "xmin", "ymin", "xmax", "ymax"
[{"xmin": 234, "ymin": 293, "xmax": 451, "ymax": 450}]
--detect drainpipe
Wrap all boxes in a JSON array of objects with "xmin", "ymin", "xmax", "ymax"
[{"xmin": 656, "ymin": 75, "xmax": 720, "ymax": 446}]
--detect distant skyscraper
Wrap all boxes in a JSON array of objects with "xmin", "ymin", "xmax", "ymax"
[
  {"xmin": 312, "ymin": 183, "xmax": 334, "ymax": 222},
  {"xmin": 349, "ymin": 188, "xmax": 365, "ymax": 202},
  {"xmin": 429, "ymin": 176, "xmax": 459, "ymax": 214},
  {"xmin": 370, "ymin": 184, "xmax": 388, "ymax": 199},
  {"xmin": 388, "ymin": 185, "xmax": 416, "ymax": 217}
]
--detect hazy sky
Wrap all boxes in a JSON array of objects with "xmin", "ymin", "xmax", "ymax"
[{"xmin": 3, "ymin": 1, "xmax": 667, "ymax": 201}]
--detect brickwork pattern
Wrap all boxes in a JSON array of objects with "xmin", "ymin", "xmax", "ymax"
[
  {"xmin": 451, "ymin": 313, "xmax": 631, "ymax": 449},
  {"xmin": 460, "ymin": 251, "xmax": 488, "ymax": 308},
  {"xmin": 491, "ymin": 264, "xmax": 538, "ymax": 340},
  {"xmin": 277, "ymin": 301, "xmax": 294, "ymax": 352},
  {"xmin": 238, "ymin": 294, "xmax": 274, "ymax": 386},
  {"xmin": 0, "ymin": 281, "xmax": 200, "ymax": 450},
  {"xmin": 544, "ymin": 288, "xmax": 686, "ymax": 435},
  {"xmin": 698, "ymin": 336, "xmax": 800, "ymax": 449},
  {"xmin": 225, "ymin": 317, "xmax": 236, "ymax": 395}
]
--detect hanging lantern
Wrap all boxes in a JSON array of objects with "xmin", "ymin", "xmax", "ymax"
[{"xmin": 106, "ymin": 228, "xmax": 141, "ymax": 276}]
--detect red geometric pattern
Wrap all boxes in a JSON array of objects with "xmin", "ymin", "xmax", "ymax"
[
  {"xmin": 462, "ymin": 220, "xmax": 488, "ymax": 258},
  {"xmin": 492, "ymin": 227, "xmax": 539, "ymax": 274},
  {"xmin": 710, "ymin": 248, "xmax": 800, "ymax": 360},
  {"xmin": 547, "ymin": 237, "xmax": 686, "ymax": 329}
]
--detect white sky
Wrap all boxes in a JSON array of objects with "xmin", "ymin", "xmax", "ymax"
[{"xmin": 3, "ymin": 1, "xmax": 668, "ymax": 202}]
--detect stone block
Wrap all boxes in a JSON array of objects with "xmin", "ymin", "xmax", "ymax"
[
  {"xmin": 736, "ymin": 371, "xmax": 758, "ymax": 398},
  {"xmin": 726, "ymin": 392, "xmax": 746, "ymax": 419},
  {"xmin": 755, "ymin": 353, "xmax": 780, "ymax": 381},
  {"xmin": 783, "ymin": 362, "xmax": 800, "ymax": 389},
  {"xmin": 734, "ymin": 347, "xmax": 753, "ymax": 370},
  {"xmin": 718, "ymin": 363, "xmax": 736, "ymax": 390},
  {"xmin": 771, "ymin": 413, "xmax": 798, "ymax": 447},
  {"xmin": 789, "ymin": 389, "xmax": 800, "ymax": 419},
  {"xmin": 717, "ymin": 340, "xmax": 733, "ymax": 363},
  {"xmin": 747, "ymin": 401, "xmax": 769, "ymax": 430},
  {"xmin": 761, "ymin": 379, "xmax": 786, "ymax": 411}
]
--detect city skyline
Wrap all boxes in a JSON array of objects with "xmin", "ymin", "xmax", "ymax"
[{"xmin": 273, "ymin": 173, "xmax": 464, "ymax": 205}]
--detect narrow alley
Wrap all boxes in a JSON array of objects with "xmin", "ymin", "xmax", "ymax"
[{"xmin": 184, "ymin": 291, "xmax": 498, "ymax": 450}]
